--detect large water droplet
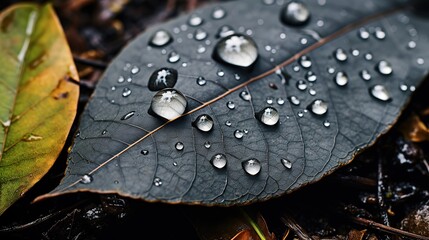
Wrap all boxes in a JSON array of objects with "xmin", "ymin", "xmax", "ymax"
[
  {"xmin": 150, "ymin": 88, "xmax": 187, "ymax": 120},
  {"xmin": 234, "ymin": 129, "xmax": 244, "ymax": 139},
  {"xmin": 81, "ymin": 174, "xmax": 93, "ymax": 184},
  {"xmin": 360, "ymin": 69, "xmax": 371, "ymax": 81},
  {"xmin": 210, "ymin": 154, "xmax": 227, "ymax": 169},
  {"xmin": 121, "ymin": 111, "xmax": 135, "ymax": 120},
  {"xmin": 216, "ymin": 25, "xmax": 235, "ymax": 38},
  {"xmin": 308, "ymin": 99, "xmax": 328, "ymax": 116},
  {"xmin": 192, "ymin": 114, "xmax": 214, "ymax": 132},
  {"xmin": 242, "ymin": 159, "xmax": 261, "ymax": 175},
  {"xmin": 122, "ymin": 87, "xmax": 131, "ymax": 97},
  {"xmin": 256, "ymin": 107, "xmax": 279, "ymax": 126},
  {"xmin": 334, "ymin": 71, "xmax": 348, "ymax": 87},
  {"xmin": 299, "ymin": 55, "xmax": 312, "ymax": 68},
  {"xmin": 175, "ymin": 142, "xmax": 184, "ymax": 151},
  {"xmin": 149, "ymin": 30, "xmax": 172, "ymax": 47},
  {"xmin": 148, "ymin": 68, "xmax": 178, "ymax": 91},
  {"xmin": 168, "ymin": 51, "xmax": 181, "ymax": 63},
  {"xmin": 281, "ymin": 158, "xmax": 292, "ymax": 169},
  {"xmin": 280, "ymin": 1, "xmax": 311, "ymax": 26},
  {"xmin": 213, "ymin": 34, "xmax": 258, "ymax": 68},
  {"xmin": 240, "ymin": 91, "xmax": 252, "ymax": 101},
  {"xmin": 369, "ymin": 85, "xmax": 391, "ymax": 102},
  {"xmin": 334, "ymin": 48, "xmax": 348, "ymax": 62},
  {"xmin": 153, "ymin": 177, "xmax": 162, "ymax": 186},
  {"xmin": 376, "ymin": 60, "xmax": 393, "ymax": 75}
]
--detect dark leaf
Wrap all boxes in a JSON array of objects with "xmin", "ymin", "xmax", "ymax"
[{"xmin": 38, "ymin": 0, "xmax": 429, "ymax": 206}]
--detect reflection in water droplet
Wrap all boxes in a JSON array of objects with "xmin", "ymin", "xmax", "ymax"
[
  {"xmin": 148, "ymin": 68, "xmax": 178, "ymax": 91},
  {"xmin": 149, "ymin": 29, "xmax": 173, "ymax": 47},
  {"xmin": 122, "ymin": 88, "xmax": 131, "ymax": 97},
  {"xmin": 193, "ymin": 114, "xmax": 214, "ymax": 132},
  {"xmin": 299, "ymin": 55, "xmax": 312, "ymax": 68},
  {"xmin": 175, "ymin": 142, "xmax": 184, "ymax": 151},
  {"xmin": 288, "ymin": 96, "xmax": 300, "ymax": 106},
  {"xmin": 334, "ymin": 48, "xmax": 348, "ymax": 62},
  {"xmin": 168, "ymin": 52, "xmax": 181, "ymax": 63},
  {"xmin": 234, "ymin": 129, "xmax": 244, "ymax": 139},
  {"xmin": 194, "ymin": 28, "xmax": 208, "ymax": 41},
  {"xmin": 358, "ymin": 28, "xmax": 370, "ymax": 40},
  {"xmin": 227, "ymin": 101, "xmax": 235, "ymax": 110},
  {"xmin": 334, "ymin": 71, "xmax": 348, "ymax": 87},
  {"xmin": 212, "ymin": 7, "xmax": 226, "ymax": 19},
  {"xmin": 239, "ymin": 91, "xmax": 251, "ymax": 101},
  {"xmin": 210, "ymin": 154, "xmax": 227, "ymax": 169},
  {"xmin": 204, "ymin": 141, "xmax": 211, "ymax": 149},
  {"xmin": 242, "ymin": 159, "xmax": 261, "ymax": 175},
  {"xmin": 280, "ymin": 1, "xmax": 311, "ymax": 26},
  {"xmin": 213, "ymin": 34, "xmax": 258, "ymax": 68},
  {"xmin": 121, "ymin": 111, "xmax": 135, "ymax": 120},
  {"xmin": 323, "ymin": 120, "xmax": 331, "ymax": 127},
  {"xmin": 376, "ymin": 60, "xmax": 393, "ymax": 75},
  {"xmin": 188, "ymin": 14, "xmax": 203, "ymax": 26},
  {"xmin": 141, "ymin": 150, "xmax": 149, "ymax": 155},
  {"xmin": 360, "ymin": 69, "xmax": 371, "ymax": 81},
  {"xmin": 308, "ymin": 99, "xmax": 328, "ymax": 115},
  {"xmin": 296, "ymin": 80, "xmax": 307, "ymax": 91},
  {"xmin": 216, "ymin": 25, "xmax": 235, "ymax": 38},
  {"xmin": 369, "ymin": 85, "xmax": 391, "ymax": 102},
  {"xmin": 153, "ymin": 177, "xmax": 162, "ymax": 186},
  {"xmin": 81, "ymin": 174, "xmax": 93, "ymax": 184},
  {"xmin": 150, "ymin": 89, "xmax": 187, "ymax": 120},
  {"xmin": 374, "ymin": 27, "xmax": 386, "ymax": 40},
  {"xmin": 281, "ymin": 158, "xmax": 292, "ymax": 169},
  {"xmin": 257, "ymin": 107, "xmax": 279, "ymax": 126}
]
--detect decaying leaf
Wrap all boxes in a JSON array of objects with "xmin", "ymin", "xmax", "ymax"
[
  {"xmin": 399, "ymin": 113, "xmax": 429, "ymax": 142},
  {"xmin": 37, "ymin": 0, "xmax": 429, "ymax": 206},
  {"xmin": 0, "ymin": 3, "xmax": 79, "ymax": 215}
]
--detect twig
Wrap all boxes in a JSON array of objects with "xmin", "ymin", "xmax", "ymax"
[
  {"xmin": 281, "ymin": 213, "xmax": 314, "ymax": 240},
  {"xmin": 73, "ymin": 55, "xmax": 107, "ymax": 69},
  {"xmin": 377, "ymin": 156, "xmax": 391, "ymax": 230}
]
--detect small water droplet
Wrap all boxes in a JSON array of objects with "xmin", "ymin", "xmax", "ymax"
[
  {"xmin": 376, "ymin": 60, "xmax": 393, "ymax": 75},
  {"xmin": 269, "ymin": 82, "xmax": 278, "ymax": 90},
  {"xmin": 121, "ymin": 111, "xmax": 135, "ymax": 120},
  {"xmin": 102, "ymin": 130, "xmax": 107, "ymax": 135},
  {"xmin": 369, "ymin": 85, "xmax": 391, "ymax": 102},
  {"xmin": 308, "ymin": 99, "xmax": 328, "ymax": 115},
  {"xmin": 296, "ymin": 80, "xmax": 308, "ymax": 91},
  {"xmin": 374, "ymin": 27, "xmax": 386, "ymax": 40},
  {"xmin": 225, "ymin": 120, "xmax": 232, "ymax": 127},
  {"xmin": 360, "ymin": 69, "xmax": 372, "ymax": 81},
  {"xmin": 153, "ymin": 177, "xmax": 162, "ymax": 186},
  {"xmin": 168, "ymin": 51, "xmax": 181, "ymax": 63},
  {"xmin": 327, "ymin": 67, "xmax": 335, "ymax": 74},
  {"xmin": 358, "ymin": 28, "xmax": 370, "ymax": 40},
  {"xmin": 227, "ymin": 101, "xmax": 235, "ymax": 110},
  {"xmin": 122, "ymin": 87, "xmax": 131, "ymax": 97},
  {"xmin": 141, "ymin": 150, "xmax": 149, "ymax": 155},
  {"xmin": 197, "ymin": 45, "xmax": 206, "ymax": 53},
  {"xmin": 175, "ymin": 142, "xmax": 184, "ymax": 151},
  {"xmin": 351, "ymin": 49, "xmax": 360, "ymax": 56},
  {"xmin": 323, "ymin": 120, "xmax": 331, "ymax": 127},
  {"xmin": 213, "ymin": 34, "xmax": 258, "ymax": 68},
  {"xmin": 365, "ymin": 53, "xmax": 373, "ymax": 61},
  {"xmin": 234, "ymin": 129, "xmax": 244, "ymax": 139},
  {"xmin": 216, "ymin": 25, "xmax": 235, "ymax": 38},
  {"xmin": 234, "ymin": 73, "xmax": 241, "ymax": 80},
  {"xmin": 409, "ymin": 85, "xmax": 416, "ymax": 92},
  {"xmin": 204, "ymin": 141, "xmax": 211, "ymax": 149},
  {"xmin": 188, "ymin": 14, "xmax": 203, "ymax": 26},
  {"xmin": 210, "ymin": 154, "xmax": 227, "ymax": 169},
  {"xmin": 306, "ymin": 71, "xmax": 317, "ymax": 82},
  {"xmin": 299, "ymin": 55, "xmax": 312, "ymax": 68},
  {"xmin": 239, "ymin": 91, "xmax": 252, "ymax": 101},
  {"xmin": 256, "ymin": 107, "xmax": 279, "ymax": 126},
  {"xmin": 1, "ymin": 119, "xmax": 11, "ymax": 127},
  {"xmin": 131, "ymin": 66, "xmax": 139, "ymax": 74},
  {"xmin": 300, "ymin": 38, "xmax": 308, "ymax": 45},
  {"xmin": 193, "ymin": 114, "xmax": 214, "ymax": 132},
  {"xmin": 81, "ymin": 174, "xmax": 93, "ymax": 184},
  {"xmin": 149, "ymin": 29, "xmax": 173, "ymax": 47},
  {"xmin": 148, "ymin": 68, "xmax": 178, "ymax": 91},
  {"xmin": 266, "ymin": 97, "xmax": 274, "ymax": 105},
  {"xmin": 309, "ymin": 88, "xmax": 316, "ymax": 96},
  {"xmin": 334, "ymin": 48, "xmax": 348, "ymax": 62},
  {"xmin": 334, "ymin": 71, "xmax": 348, "ymax": 87},
  {"xmin": 197, "ymin": 76, "xmax": 206, "ymax": 86},
  {"xmin": 277, "ymin": 97, "xmax": 285, "ymax": 105},
  {"xmin": 297, "ymin": 111, "xmax": 304, "ymax": 117},
  {"xmin": 212, "ymin": 7, "xmax": 226, "ymax": 19},
  {"xmin": 242, "ymin": 159, "xmax": 261, "ymax": 175},
  {"xmin": 407, "ymin": 41, "xmax": 416, "ymax": 49},
  {"xmin": 150, "ymin": 88, "xmax": 187, "ymax": 120},
  {"xmin": 280, "ymin": 1, "xmax": 311, "ymax": 26},
  {"xmin": 417, "ymin": 58, "xmax": 425, "ymax": 65},
  {"xmin": 281, "ymin": 158, "xmax": 292, "ymax": 169},
  {"xmin": 399, "ymin": 83, "xmax": 408, "ymax": 92},
  {"xmin": 288, "ymin": 96, "xmax": 300, "ymax": 106},
  {"xmin": 194, "ymin": 28, "xmax": 208, "ymax": 41},
  {"xmin": 118, "ymin": 76, "xmax": 124, "ymax": 83},
  {"xmin": 217, "ymin": 69, "xmax": 225, "ymax": 77}
]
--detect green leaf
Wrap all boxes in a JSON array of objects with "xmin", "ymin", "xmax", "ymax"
[{"xmin": 0, "ymin": 3, "xmax": 79, "ymax": 215}]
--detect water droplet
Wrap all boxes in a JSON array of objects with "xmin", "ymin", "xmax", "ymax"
[
  {"xmin": 150, "ymin": 88, "xmax": 187, "ymax": 120},
  {"xmin": 149, "ymin": 29, "xmax": 172, "ymax": 47},
  {"xmin": 360, "ymin": 69, "xmax": 372, "ymax": 81},
  {"xmin": 234, "ymin": 129, "xmax": 244, "ymax": 139},
  {"xmin": 308, "ymin": 99, "xmax": 328, "ymax": 115},
  {"xmin": 280, "ymin": 1, "xmax": 311, "ymax": 26},
  {"xmin": 225, "ymin": 120, "xmax": 232, "ymax": 127},
  {"xmin": 167, "ymin": 51, "xmax": 180, "ymax": 63},
  {"xmin": 351, "ymin": 49, "xmax": 360, "ymax": 56},
  {"xmin": 275, "ymin": 68, "xmax": 291, "ymax": 84},
  {"xmin": 193, "ymin": 114, "xmax": 214, "ymax": 132},
  {"xmin": 417, "ymin": 58, "xmax": 425, "ymax": 65},
  {"xmin": 327, "ymin": 67, "xmax": 335, "ymax": 74},
  {"xmin": 141, "ymin": 150, "xmax": 149, "ymax": 155},
  {"xmin": 256, "ymin": 107, "xmax": 279, "ymax": 126},
  {"xmin": 131, "ymin": 66, "xmax": 139, "ymax": 74},
  {"xmin": 269, "ymin": 82, "xmax": 278, "ymax": 90},
  {"xmin": 118, "ymin": 76, "xmax": 124, "ymax": 83},
  {"xmin": 399, "ymin": 83, "xmax": 408, "ymax": 92},
  {"xmin": 122, "ymin": 87, "xmax": 131, "ymax": 97},
  {"xmin": 408, "ymin": 41, "xmax": 416, "ymax": 49},
  {"xmin": 1, "ymin": 119, "xmax": 11, "ymax": 127},
  {"xmin": 309, "ymin": 88, "xmax": 317, "ymax": 95},
  {"xmin": 293, "ymin": 65, "xmax": 300, "ymax": 72},
  {"xmin": 242, "ymin": 159, "xmax": 261, "ymax": 175},
  {"xmin": 197, "ymin": 45, "xmax": 206, "ymax": 53},
  {"xmin": 266, "ymin": 97, "xmax": 274, "ymax": 105},
  {"xmin": 306, "ymin": 71, "xmax": 317, "ymax": 82},
  {"xmin": 227, "ymin": 101, "xmax": 235, "ymax": 110},
  {"xmin": 299, "ymin": 55, "xmax": 312, "ymax": 68},
  {"xmin": 297, "ymin": 111, "xmax": 304, "ymax": 118},
  {"xmin": 365, "ymin": 53, "xmax": 373, "ymax": 61},
  {"xmin": 288, "ymin": 96, "xmax": 300, "ymax": 106},
  {"xmin": 410, "ymin": 85, "xmax": 416, "ymax": 92},
  {"xmin": 212, "ymin": 7, "xmax": 226, "ymax": 19},
  {"xmin": 358, "ymin": 28, "xmax": 370, "ymax": 40},
  {"xmin": 277, "ymin": 97, "xmax": 285, "ymax": 105},
  {"xmin": 213, "ymin": 34, "xmax": 258, "ymax": 68},
  {"xmin": 323, "ymin": 120, "xmax": 331, "ymax": 127},
  {"xmin": 296, "ymin": 80, "xmax": 307, "ymax": 91},
  {"xmin": 210, "ymin": 154, "xmax": 227, "ymax": 169},
  {"xmin": 173, "ymin": 162, "xmax": 178, "ymax": 166},
  {"xmin": 240, "ymin": 91, "xmax": 251, "ymax": 101},
  {"xmin": 217, "ymin": 69, "xmax": 225, "ymax": 77},
  {"xmin": 369, "ymin": 85, "xmax": 391, "ymax": 102},
  {"xmin": 376, "ymin": 60, "xmax": 393, "ymax": 75},
  {"xmin": 281, "ymin": 158, "xmax": 292, "ymax": 169},
  {"xmin": 196, "ymin": 76, "xmax": 206, "ymax": 86},
  {"xmin": 121, "ymin": 111, "xmax": 135, "ymax": 120},
  {"xmin": 175, "ymin": 142, "xmax": 184, "ymax": 151},
  {"xmin": 102, "ymin": 130, "xmax": 107, "ymax": 135},
  {"xmin": 234, "ymin": 73, "xmax": 241, "ymax": 80},
  {"xmin": 216, "ymin": 25, "xmax": 235, "ymax": 38},
  {"xmin": 188, "ymin": 14, "xmax": 203, "ymax": 26},
  {"xmin": 204, "ymin": 141, "xmax": 211, "ymax": 149},
  {"xmin": 300, "ymin": 38, "xmax": 308, "ymax": 45},
  {"xmin": 148, "ymin": 68, "xmax": 178, "ymax": 91},
  {"xmin": 374, "ymin": 27, "xmax": 386, "ymax": 40},
  {"xmin": 153, "ymin": 177, "xmax": 162, "ymax": 186},
  {"xmin": 334, "ymin": 71, "xmax": 348, "ymax": 87},
  {"xmin": 81, "ymin": 174, "xmax": 92, "ymax": 184},
  {"xmin": 194, "ymin": 28, "xmax": 208, "ymax": 41},
  {"xmin": 334, "ymin": 48, "xmax": 348, "ymax": 62}
]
